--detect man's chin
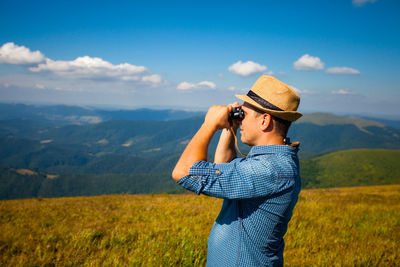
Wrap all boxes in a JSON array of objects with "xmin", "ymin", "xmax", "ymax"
[{"xmin": 240, "ymin": 137, "xmax": 248, "ymax": 145}]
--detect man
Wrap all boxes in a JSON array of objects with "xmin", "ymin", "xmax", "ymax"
[{"xmin": 172, "ymin": 75, "xmax": 302, "ymax": 266}]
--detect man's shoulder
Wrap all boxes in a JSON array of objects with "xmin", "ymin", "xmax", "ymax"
[
  {"xmin": 247, "ymin": 144, "xmax": 298, "ymax": 157},
  {"xmin": 244, "ymin": 146, "xmax": 299, "ymax": 177}
]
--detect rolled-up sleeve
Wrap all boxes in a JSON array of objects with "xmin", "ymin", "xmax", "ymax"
[{"xmin": 177, "ymin": 157, "xmax": 281, "ymax": 199}]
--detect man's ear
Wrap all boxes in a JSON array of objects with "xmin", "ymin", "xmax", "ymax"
[{"xmin": 260, "ymin": 113, "xmax": 271, "ymax": 131}]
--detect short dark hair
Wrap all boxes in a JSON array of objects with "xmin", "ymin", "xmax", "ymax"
[{"xmin": 271, "ymin": 115, "xmax": 291, "ymax": 137}]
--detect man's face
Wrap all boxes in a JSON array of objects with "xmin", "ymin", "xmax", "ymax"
[{"xmin": 239, "ymin": 103, "xmax": 263, "ymax": 146}]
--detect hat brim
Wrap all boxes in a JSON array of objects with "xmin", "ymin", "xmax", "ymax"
[{"xmin": 236, "ymin": 94, "xmax": 303, "ymax": 122}]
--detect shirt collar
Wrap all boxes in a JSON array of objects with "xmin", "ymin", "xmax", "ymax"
[{"xmin": 247, "ymin": 145, "xmax": 298, "ymax": 157}]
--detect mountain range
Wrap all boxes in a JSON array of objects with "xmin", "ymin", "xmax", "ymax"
[{"xmin": 1, "ymin": 103, "xmax": 399, "ymax": 199}]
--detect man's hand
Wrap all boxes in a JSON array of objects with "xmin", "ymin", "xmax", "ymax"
[
  {"xmin": 214, "ymin": 102, "xmax": 242, "ymax": 163},
  {"xmin": 172, "ymin": 103, "xmax": 245, "ymax": 181},
  {"xmin": 203, "ymin": 105, "xmax": 232, "ymax": 131},
  {"xmin": 172, "ymin": 105, "xmax": 230, "ymax": 181}
]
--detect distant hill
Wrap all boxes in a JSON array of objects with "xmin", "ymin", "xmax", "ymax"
[
  {"xmin": 1, "ymin": 149, "xmax": 399, "ymax": 200},
  {"xmin": 1, "ymin": 104, "xmax": 400, "ymax": 199},
  {"xmin": 291, "ymin": 112, "xmax": 400, "ymax": 158},
  {"xmin": 1, "ymin": 109, "xmax": 400, "ymax": 172},
  {"xmin": 301, "ymin": 149, "xmax": 400, "ymax": 188},
  {"xmin": 0, "ymin": 166, "xmax": 183, "ymax": 200},
  {"xmin": 0, "ymin": 103, "xmax": 204, "ymax": 125},
  {"xmin": 1, "ymin": 111, "xmax": 400, "ymax": 157},
  {"xmin": 296, "ymin": 112, "xmax": 385, "ymax": 129},
  {"xmin": 357, "ymin": 116, "xmax": 400, "ymax": 129}
]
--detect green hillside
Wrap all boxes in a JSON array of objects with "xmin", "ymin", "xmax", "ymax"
[
  {"xmin": 301, "ymin": 149, "xmax": 400, "ymax": 188},
  {"xmin": 0, "ymin": 166, "xmax": 183, "ymax": 200},
  {"xmin": 1, "ymin": 106, "xmax": 400, "ymax": 199},
  {"xmin": 296, "ymin": 112, "xmax": 385, "ymax": 129},
  {"xmin": 1, "ymin": 149, "xmax": 399, "ymax": 200},
  {"xmin": 1, "ymin": 114, "xmax": 400, "ymax": 174}
]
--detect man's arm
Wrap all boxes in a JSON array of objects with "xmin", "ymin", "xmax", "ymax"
[
  {"xmin": 172, "ymin": 105, "xmax": 231, "ymax": 181},
  {"xmin": 214, "ymin": 128, "xmax": 237, "ymax": 163},
  {"xmin": 214, "ymin": 102, "xmax": 241, "ymax": 163}
]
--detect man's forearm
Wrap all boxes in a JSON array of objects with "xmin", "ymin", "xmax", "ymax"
[
  {"xmin": 172, "ymin": 122, "xmax": 217, "ymax": 181},
  {"xmin": 214, "ymin": 128, "xmax": 237, "ymax": 163}
]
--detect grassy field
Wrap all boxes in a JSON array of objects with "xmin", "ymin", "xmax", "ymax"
[{"xmin": 0, "ymin": 185, "xmax": 399, "ymax": 266}]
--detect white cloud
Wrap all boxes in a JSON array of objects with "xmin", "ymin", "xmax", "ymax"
[
  {"xmin": 28, "ymin": 56, "xmax": 164, "ymax": 85},
  {"xmin": 332, "ymin": 89, "xmax": 357, "ymax": 95},
  {"xmin": 293, "ymin": 54, "xmax": 324, "ymax": 71},
  {"xmin": 142, "ymin": 74, "xmax": 162, "ymax": 84},
  {"xmin": 326, "ymin": 67, "xmax": 360, "ymax": 75},
  {"xmin": 35, "ymin": 84, "xmax": 46, "ymax": 89},
  {"xmin": 121, "ymin": 76, "xmax": 140, "ymax": 81},
  {"xmin": 352, "ymin": 0, "xmax": 377, "ymax": 7},
  {"xmin": 0, "ymin": 42, "xmax": 45, "ymax": 65},
  {"xmin": 0, "ymin": 42, "xmax": 163, "ymax": 85},
  {"xmin": 177, "ymin": 82, "xmax": 195, "ymax": 90},
  {"xmin": 290, "ymin": 85, "xmax": 315, "ymax": 95},
  {"xmin": 228, "ymin": 60, "xmax": 267, "ymax": 77},
  {"xmin": 29, "ymin": 56, "xmax": 148, "ymax": 79},
  {"xmin": 198, "ymin": 81, "xmax": 216, "ymax": 89},
  {"xmin": 177, "ymin": 81, "xmax": 216, "ymax": 90}
]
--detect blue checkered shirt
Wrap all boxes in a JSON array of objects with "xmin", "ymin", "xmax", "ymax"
[{"xmin": 177, "ymin": 145, "xmax": 301, "ymax": 266}]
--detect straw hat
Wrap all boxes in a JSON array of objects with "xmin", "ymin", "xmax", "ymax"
[{"xmin": 236, "ymin": 75, "xmax": 302, "ymax": 122}]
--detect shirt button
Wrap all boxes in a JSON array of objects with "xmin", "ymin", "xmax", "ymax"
[{"xmin": 215, "ymin": 170, "xmax": 221, "ymax": 174}]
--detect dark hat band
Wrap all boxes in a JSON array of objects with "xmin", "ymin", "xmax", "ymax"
[{"xmin": 247, "ymin": 90, "xmax": 283, "ymax": 111}]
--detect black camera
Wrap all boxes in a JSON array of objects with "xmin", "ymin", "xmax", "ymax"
[{"xmin": 229, "ymin": 107, "xmax": 245, "ymax": 121}]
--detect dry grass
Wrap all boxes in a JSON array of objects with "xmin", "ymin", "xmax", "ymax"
[
  {"xmin": 0, "ymin": 185, "xmax": 399, "ymax": 266},
  {"xmin": 284, "ymin": 185, "xmax": 400, "ymax": 266}
]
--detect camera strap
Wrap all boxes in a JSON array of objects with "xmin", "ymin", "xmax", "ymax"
[{"xmin": 229, "ymin": 127, "xmax": 248, "ymax": 157}]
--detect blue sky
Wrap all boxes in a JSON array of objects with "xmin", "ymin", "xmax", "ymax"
[{"xmin": 0, "ymin": 0, "xmax": 399, "ymax": 117}]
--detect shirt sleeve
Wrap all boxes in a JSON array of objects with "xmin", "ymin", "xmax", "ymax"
[{"xmin": 176, "ymin": 157, "xmax": 281, "ymax": 199}]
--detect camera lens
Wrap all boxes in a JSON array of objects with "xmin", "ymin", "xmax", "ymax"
[{"xmin": 229, "ymin": 107, "xmax": 244, "ymax": 120}]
